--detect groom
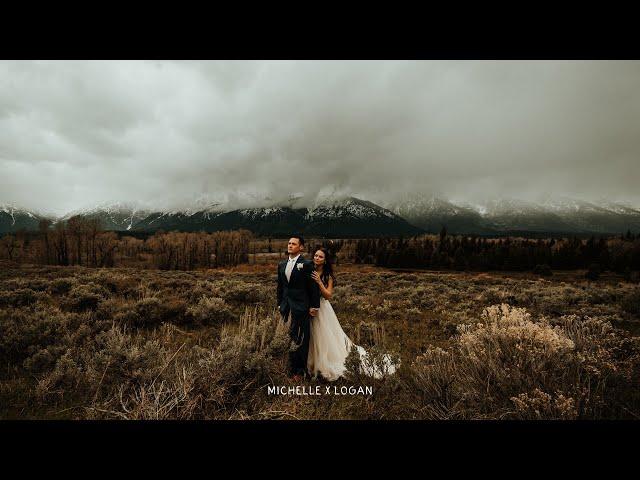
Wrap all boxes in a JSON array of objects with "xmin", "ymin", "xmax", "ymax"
[{"xmin": 277, "ymin": 235, "xmax": 321, "ymax": 380}]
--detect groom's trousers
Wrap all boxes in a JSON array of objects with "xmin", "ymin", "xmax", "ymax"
[{"xmin": 285, "ymin": 309, "xmax": 311, "ymax": 376}]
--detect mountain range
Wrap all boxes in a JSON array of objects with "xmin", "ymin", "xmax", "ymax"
[
  {"xmin": 2, "ymin": 195, "xmax": 640, "ymax": 237},
  {"xmin": 383, "ymin": 195, "xmax": 640, "ymax": 236}
]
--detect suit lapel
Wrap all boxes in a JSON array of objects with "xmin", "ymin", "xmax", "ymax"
[{"xmin": 282, "ymin": 260, "xmax": 291, "ymax": 284}]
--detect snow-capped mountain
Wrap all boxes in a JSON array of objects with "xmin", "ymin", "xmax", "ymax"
[
  {"xmin": 304, "ymin": 196, "xmax": 421, "ymax": 236},
  {"xmin": 3, "ymin": 194, "xmax": 640, "ymax": 237},
  {"xmin": 59, "ymin": 202, "xmax": 152, "ymax": 231},
  {"xmin": 389, "ymin": 194, "xmax": 640, "ymax": 235},
  {"xmin": 386, "ymin": 194, "xmax": 494, "ymax": 234},
  {"xmin": 132, "ymin": 201, "xmax": 226, "ymax": 232},
  {"xmin": 131, "ymin": 196, "xmax": 421, "ymax": 237},
  {"xmin": 478, "ymin": 197, "xmax": 575, "ymax": 233},
  {"xmin": 539, "ymin": 197, "xmax": 640, "ymax": 233},
  {"xmin": 208, "ymin": 207, "xmax": 308, "ymax": 236},
  {"xmin": 0, "ymin": 204, "xmax": 49, "ymax": 234}
]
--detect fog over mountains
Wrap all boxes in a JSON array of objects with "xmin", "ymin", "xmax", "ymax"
[
  {"xmin": 2, "ymin": 61, "xmax": 640, "ymax": 234},
  {"xmin": 3, "ymin": 193, "xmax": 640, "ymax": 237}
]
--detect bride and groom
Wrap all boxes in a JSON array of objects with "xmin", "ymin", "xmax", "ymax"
[{"xmin": 276, "ymin": 235, "xmax": 397, "ymax": 382}]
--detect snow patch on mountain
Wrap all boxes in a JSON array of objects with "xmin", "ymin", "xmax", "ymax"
[
  {"xmin": 306, "ymin": 196, "xmax": 397, "ymax": 220},
  {"xmin": 0, "ymin": 203, "xmax": 42, "ymax": 225},
  {"xmin": 237, "ymin": 207, "xmax": 292, "ymax": 220}
]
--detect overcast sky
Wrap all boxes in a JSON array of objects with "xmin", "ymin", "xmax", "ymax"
[{"xmin": 1, "ymin": 60, "xmax": 639, "ymax": 215}]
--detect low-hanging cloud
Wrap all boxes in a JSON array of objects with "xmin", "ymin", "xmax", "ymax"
[{"xmin": 1, "ymin": 60, "xmax": 639, "ymax": 215}]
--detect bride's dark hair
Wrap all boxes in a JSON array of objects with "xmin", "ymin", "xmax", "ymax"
[{"xmin": 314, "ymin": 246, "xmax": 337, "ymax": 287}]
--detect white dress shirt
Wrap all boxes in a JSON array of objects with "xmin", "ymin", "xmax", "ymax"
[{"xmin": 285, "ymin": 254, "xmax": 300, "ymax": 282}]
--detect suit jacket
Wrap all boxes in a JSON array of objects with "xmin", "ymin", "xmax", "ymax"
[{"xmin": 277, "ymin": 254, "xmax": 321, "ymax": 317}]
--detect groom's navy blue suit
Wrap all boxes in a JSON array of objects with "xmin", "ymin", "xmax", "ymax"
[{"xmin": 277, "ymin": 254, "xmax": 321, "ymax": 376}]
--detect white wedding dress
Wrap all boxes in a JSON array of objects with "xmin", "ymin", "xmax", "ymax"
[{"xmin": 307, "ymin": 296, "xmax": 399, "ymax": 381}]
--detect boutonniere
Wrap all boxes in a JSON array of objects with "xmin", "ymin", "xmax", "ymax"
[{"xmin": 296, "ymin": 263, "xmax": 303, "ymax": 270}]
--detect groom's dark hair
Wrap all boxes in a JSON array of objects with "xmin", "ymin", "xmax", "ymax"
[{"xmin": 290, "ymin": 234, "xmax": 305, "ymax": 246}]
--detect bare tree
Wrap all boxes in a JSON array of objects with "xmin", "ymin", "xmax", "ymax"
[
  {"xmin": 38, "ymin": 218, "xmax": 53, "ymax": 264},
  {"xmin": 1, "ymin": 235, "xmax": 18, "ymax": 260},
  {"xmin": 67, "ymin": 215, "xmax": 86, "ymax": 266},
  {"xmin": 95, "ymin": 232, "xmax": 118, "ymax": 267}
]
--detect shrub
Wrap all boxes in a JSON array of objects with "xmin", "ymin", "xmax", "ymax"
[
  {"xmin": 510, "ymin": 389, "xmax": 577, "ymax": 419},
  {"xmin": 0, "ymin": 305, "xmax": 104, "ymax": 376},
  {"xmin": 220, "ymin": 282, "xmax": 264, "ymax": 303},
  {"xmin": 95, "ymin": 297, "xmax": 122, "ymax": 321},
  {"xmin": 100, "ymin": 274, "xmax": 140, "ymax": 298},
  {"xmin": 161, "ymin": 298, "xmax": 190, "ymax": 325},
  {"xmin": 533, "ymin": 264, "xmax": 553, "ymax": 276},
  {"xmin": 134, "ymin": 297, "xmax": 165, "ymax": 327},
  {"xmin": 587, "ymin": 287, "xmax": 618, "ymax": 305},
  {"xmin": 0, "ymin": 308, "xmax": 69, "ymax": 365},
  {"xmin": 64, "ymin": 283, "xmax": 110, "ymax": 312},
  {"xmin": 125, "ymin": 296, "xmax": 190, "ymax": 327},
  {"xmin": 479, "ymin": 287, "xmax": 506, "ymax": 306},
  {"xmin": 38, "ymin": 326, "xmax": 167, "ymax": 403},
  {"xmin": 0, "ymin": 288, "xmax": 39, "ymax": 308},
  {"xmin": 187, "ymin": 296, "xmax": 235, "ymax": 325},
  {"xmin": 26, "ymin": 279, "xmax": 50, "ymax": 292},
  {"xmin": 89, "ymin": 327, "xmax": 166, "ymax": 388},
  {"xmin": 88, "ymin": 308, "xmax": 290, "ymax": 419},
  {"xmin": 48, "ymin": 278, "xmax": 75, "ymax": 295},
  {"xmin": 113, "ymin": 309, "xmax": 143, "ymax": 327},
  {"xmin": 409, "ymin": 304, "xmax": 640, "ymax": 419},
  {"xmin": 585, "ymin": 263, "xmax": 601, "ymax": 281},
  {"xmin": 187, "ymin": 280, "xmax": 217, "ymax": 302},
  {"xmin": 185, "ymin": 307, "xmax": 291, "ymax": 412},
  {"xmin": 620, "ymin": 289, "xmax": 640, "ymax": 315}
]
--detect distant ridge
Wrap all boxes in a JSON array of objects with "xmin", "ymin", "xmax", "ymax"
[
  {"xmin": 385, "ymin": 194, "xmax": 640, "ymax": 235},
  {"xmin": 132, "ymin": 196, "xmax": 422, "ymax": 237}
]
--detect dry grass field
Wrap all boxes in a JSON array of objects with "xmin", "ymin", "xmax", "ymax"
[{"xmin": 1, "ymin": 260, "xmax": 639, "ymax": 420}]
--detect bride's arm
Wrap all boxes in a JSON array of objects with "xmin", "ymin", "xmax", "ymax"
[{"xmin": 313, "ymin": 273, "xmax": 333, "ymax": 300}]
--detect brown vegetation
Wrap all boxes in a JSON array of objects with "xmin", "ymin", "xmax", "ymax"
[
  {"xmin": 1, "ymin": 260, "xmax": 639, "ymax": 420},
  {"xmin": 0, "ymin": 217, "xmax": 251, "ymax": 269}
]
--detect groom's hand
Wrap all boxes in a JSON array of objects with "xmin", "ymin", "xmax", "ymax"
[{"xmin": 309, "ymin": 307, "xmax": 318, "ymax": 317}]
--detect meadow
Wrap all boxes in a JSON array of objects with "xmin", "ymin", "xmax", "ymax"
[{"xmin": 1, "ymin": 259, "xmax": 639, "ymax": 420}]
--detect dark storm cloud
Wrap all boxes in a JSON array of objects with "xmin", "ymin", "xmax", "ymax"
[{"xmin": 1, "ymin": 60, "xmax": 639, "ymax": 215}]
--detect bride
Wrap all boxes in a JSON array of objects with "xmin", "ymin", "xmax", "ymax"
[{"xmin": 307, "ymin": 247, "xmax": 398, "ymax": 381}]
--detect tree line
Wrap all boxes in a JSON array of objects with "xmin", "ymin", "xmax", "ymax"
[
  {"xmin": 0, "ymin": 217, "xmax": 251, "ymax": 270},
  {"xmin": 349, "ymin": 227, "xmax": 640, "ymax": 274},
  {"xmin": 3, "ymin": 220, "xmax": 639, "ymax": 275}
]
